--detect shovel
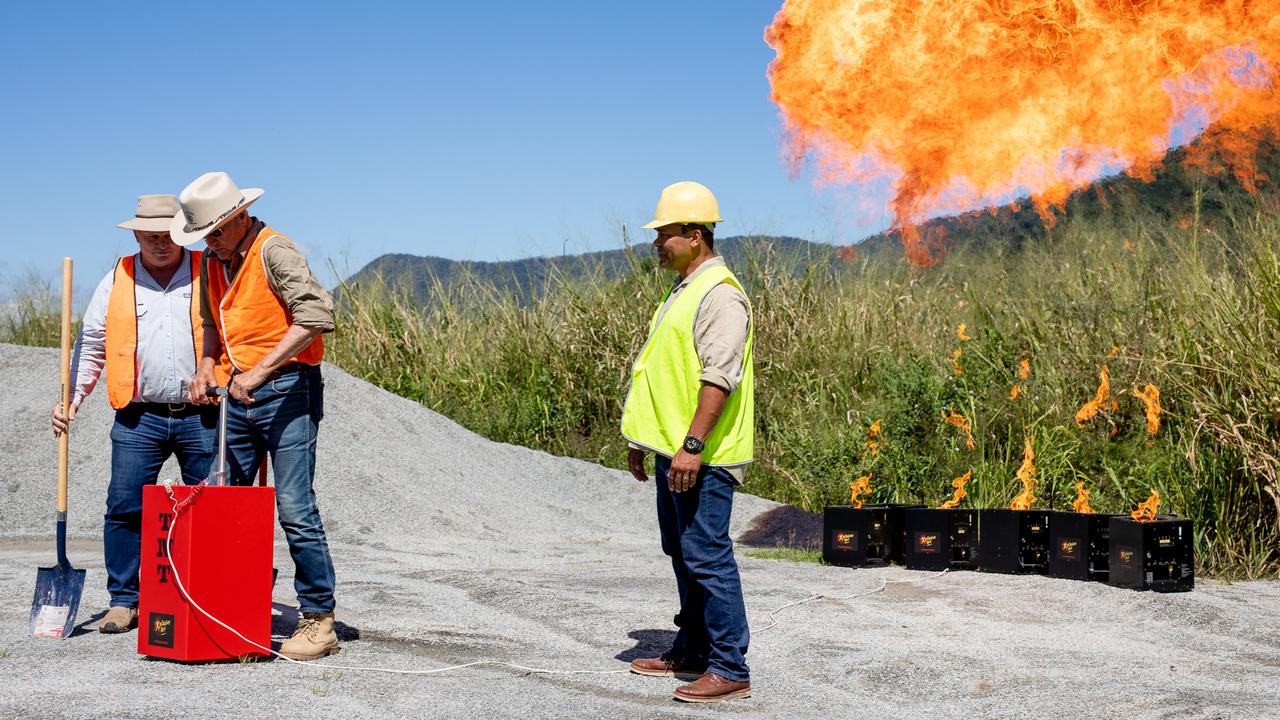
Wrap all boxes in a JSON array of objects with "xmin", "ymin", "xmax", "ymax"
[{"xmin": 29, "ymin": 257, "xmax": 87, "ymax": 639}]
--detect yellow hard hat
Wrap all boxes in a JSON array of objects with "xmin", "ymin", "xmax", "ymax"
[{"xmin": 642, "ymin": 181, "xmax": 723, "ymax": 229}]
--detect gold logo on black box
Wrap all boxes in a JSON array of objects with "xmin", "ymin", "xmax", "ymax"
[
  {"xmin": 149, "ymin": 612, "xmax": 175, "ymax": 649},
  {"xmin": 833, "ymin": 531, "xmax": 858, "ymax": 551},
  {"xmin": 1117, "ymin": 547, "xmax": 1136, "ymax": 569},
  {"xmin": 1058, "ymin": 538, "xmax": 1080, "ymax": 561},
  {"xmin": 915, "ymin": 532, "xmax": 940, "ymax": 553}
]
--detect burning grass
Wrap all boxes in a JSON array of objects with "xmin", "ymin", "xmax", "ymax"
[
  {"xmin": 0, "ymin": 194, "xmax": 1262, "ymax": 577},
  {"xmin": 323, "ymin": 205, "xmax": 1279, "ymax": 579}
]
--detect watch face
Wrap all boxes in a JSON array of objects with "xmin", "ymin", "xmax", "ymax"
[{"xmin": 684, "ymin": 437, "xmax": 703, "ymax": 453}]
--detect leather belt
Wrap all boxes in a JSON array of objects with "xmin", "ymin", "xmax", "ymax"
[{"xmin": 131, "ymin": 402, "xmax": 211, "ymax": 417}]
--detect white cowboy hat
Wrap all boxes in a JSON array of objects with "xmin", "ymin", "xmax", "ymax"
[
  {"xmin": 170, "ymin": 171, "xmax": 264, "ymax": 247},
  {"xmin": 117, "ymin": 194, "xmax": 181, "ymax": 232}
]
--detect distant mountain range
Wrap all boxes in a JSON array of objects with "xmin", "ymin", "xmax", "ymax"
[
  {"xmin": 340, "ymin": 235, "xmax": 842, "ymax": 302},
  {"xmin": 342, "ymin": 130, "xmax": 1278, "ymax": 302}
]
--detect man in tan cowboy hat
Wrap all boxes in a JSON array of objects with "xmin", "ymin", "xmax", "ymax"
[
  {"xmin": 51, "ymin": 195, "xmax": 219, "ymax": 634},
  {"xmin": 177, "ymin": 171, "xmax": 341, "ymax": 661}
]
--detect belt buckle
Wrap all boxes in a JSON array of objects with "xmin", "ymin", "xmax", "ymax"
[{"xmin": 167, "ymin": 403, "xmax": 187, "ymax": 414}]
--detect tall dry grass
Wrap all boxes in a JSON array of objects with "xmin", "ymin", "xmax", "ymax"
[
  {"xmin": 4, "ymin": 205, "xmax": 1275, "ymax": 578},
  {"xmin": 329, "ymin": 205, "xmax": 1280, "ymax": 579}
]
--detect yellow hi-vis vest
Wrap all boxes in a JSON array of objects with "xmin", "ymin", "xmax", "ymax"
[{"xmin": 621, "ymin": 264, "xmax": 754, "ymax": 466}]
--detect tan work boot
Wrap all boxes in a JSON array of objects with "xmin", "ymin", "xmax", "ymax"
[
  {"xmin": 280, "ymin": 612, "xmax": 340, "ymax": 660},
  {"xmin": 98, "ymin": 606, "xmax": 138, "ymax": 633}
]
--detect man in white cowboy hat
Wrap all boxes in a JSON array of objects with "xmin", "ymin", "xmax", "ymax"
[
  {"xmin": 51, "ymin": 194, "xmax": 219, "ymax": 634},
  {"xmin": 176, "ymin": 171, "xmax": 341, "ymax": 661},
  {"xmin": 621, "ymin": 181, "xmax": 754, "ymax": 702}
]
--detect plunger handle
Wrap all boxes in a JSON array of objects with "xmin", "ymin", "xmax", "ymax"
[{"xmin": 206, "ymin": 386, "xmax": 228, "ymax": 486}]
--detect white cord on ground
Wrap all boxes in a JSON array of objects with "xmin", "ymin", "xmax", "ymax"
[
  {"xmin": 162, "ymin": 485, "xmax": 949, "ymax": 676},
  {"xmin": 750, "ymin": 568, "xmax": 951, "ymax": 633},
  {"xmin": 163, "ymin": 485, "xmax": 627, "ymax": 677}
]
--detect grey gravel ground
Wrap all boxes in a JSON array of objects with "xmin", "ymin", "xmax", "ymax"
[{"xmin": 1, "ymin": 342, "xmax": 1278, "ymax": 720}]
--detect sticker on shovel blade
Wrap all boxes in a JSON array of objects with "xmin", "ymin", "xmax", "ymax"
[{"xmin": 33, "ymin": 605, "xmax": 70, "ymax": 638}]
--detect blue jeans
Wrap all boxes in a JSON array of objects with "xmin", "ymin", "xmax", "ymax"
[
  {"xmin": 654, "ymin": 455, "xmax": 751, "ymax": 682},
  {"xmin": 219, "ymin": 365, "xmax": 336, "ymax": 614},
  {"xmin": 107, "ymin": 405, "xmax": 218, "ymax": 607}
]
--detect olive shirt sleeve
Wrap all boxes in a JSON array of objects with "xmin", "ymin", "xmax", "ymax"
[
  {"xmin": 259, "ymin": 236, "xmax": 336, "ymax": 333},
  {"xmin": 693, "ymin": 283, "xmax": 751, "ymax": 394}
]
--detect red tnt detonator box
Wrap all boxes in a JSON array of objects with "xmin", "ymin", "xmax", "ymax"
[{"xmin": 138, "ymin": 485, "xmax": 275, "ymax": 662}]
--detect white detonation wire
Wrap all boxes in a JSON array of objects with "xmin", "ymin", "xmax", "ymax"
[
  {"xmin": 751, "ymin": 568, "xmax": 950, "ymax": 633},
  {"xmin": 162, "ymin": 483, "xmax": 949, "ymax": 677}
]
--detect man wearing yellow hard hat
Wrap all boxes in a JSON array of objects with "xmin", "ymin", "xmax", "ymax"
[{"xmin": 621, "ymin": 181, "xmax": 754, "ymax": 703}]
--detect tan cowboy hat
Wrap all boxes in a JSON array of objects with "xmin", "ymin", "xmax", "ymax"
[
  {"xmin": 117, "ymin": 195, "xmax": 181, "ymax": 232},
  {"xmin": 170, "ymin": 171, "xmax": 264, "ymax": 247}
]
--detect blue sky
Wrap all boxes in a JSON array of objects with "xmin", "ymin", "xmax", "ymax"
[{"xmin": 0, "ymin": 1, "xmax": 886, "ymax": 294}]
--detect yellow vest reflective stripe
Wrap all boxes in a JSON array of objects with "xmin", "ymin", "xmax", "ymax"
[
  {"xmin": 620, "ymin": 264, "xmax": 754, "ymax": 466},
  {"xmin": 104, "ymin": 252, "xmax": 205, "ymax": 410}
]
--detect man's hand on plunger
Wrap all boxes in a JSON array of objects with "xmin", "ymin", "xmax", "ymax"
[
  {"xmin": 188, "ymin": 358, "xmax": 220, "ymax": 405},
  {"xmin": 227, "ymin": 367, "xmax": 267, "ymax": 404}
]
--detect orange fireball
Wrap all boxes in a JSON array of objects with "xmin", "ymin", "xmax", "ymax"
[{"xmin": 765, "ymin": 0, "xmax": 1280, "ymax": 264}]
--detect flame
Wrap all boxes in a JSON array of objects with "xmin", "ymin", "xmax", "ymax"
[
  {"xmin": 942, "ymin": 408, "xmax": 976, "ymax": 451},
  {"xmin": 939, "ymin": 469, "xmax": 972, "ymax": 509},
  {"xmin": 1010, "ymin": 436, "xmax": 1036, "ymax": 510},
  {"xmin": 1133, "ymin": 383, "xmax": 1163, "ymax": 436},
  {"xmin": 1072, "ymin": 481, "xmax": 1095, "ymax": 514},
  {"xmin": 849, "ymin": 473, "xmax": 873, "ymax": 508},
  {"xmin": 1011, "ymin": 357, "xmax": 1031, "ymax": 399},
  {"xmin": 1131, "ymin": 490, "xmax": 1161, "ymax": 522},
  {"xmin": 952, "ymin": 346, "xmax": 964, "ymax": 375},
  {"xmin": 957, "ymin": 323, "xmax": 972, "ymax": 342},
  {"xmin": 1075, "ymin": 365, "xmax": 1119, "ymax": 427},
  {"xmin": 1108, "ymin": 346, "xmax": 1121, "ymax": 358},
  {"xmin": 867, "ymin": 418, "xmax": 882, "ymax": 456},
  {"xmin": 764, "ymin": 0, "xmax": 1280, "ymax": 264}
]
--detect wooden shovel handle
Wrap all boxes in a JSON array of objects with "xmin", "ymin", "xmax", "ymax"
[{"xmin": 57, "ymin": 257, "xmax": 71, "ymax": 514}]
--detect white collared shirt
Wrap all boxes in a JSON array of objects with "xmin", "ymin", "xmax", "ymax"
[{"xmin": 70, "ymin": 251, "xmax": 198, "ymax": 407}]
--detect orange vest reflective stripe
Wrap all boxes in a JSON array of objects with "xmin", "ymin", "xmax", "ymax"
[
  {"xmin": 104, "ymin": 251, "xmax": 205, "ymax": 410},
  {"xmin": 206, "ymin": 226, "xmax": 325, "ymax": 373}
]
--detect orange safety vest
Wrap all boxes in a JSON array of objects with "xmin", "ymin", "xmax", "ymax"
[
  {"xmin": 205, "ymin": 226, "xmax": 324, "ymax": 373},
  {"xmin": 104, "ymin": 251, "xmax": 206, "ymax": 410}
]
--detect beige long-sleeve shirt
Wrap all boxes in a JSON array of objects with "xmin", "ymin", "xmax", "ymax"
[
  {"xmin": 631, "ymin": 256, "xmax": 752, "ymax": 482},
  {"xmin": 198, "ymin": 218, "xmax": 335, "ymax": 333}
]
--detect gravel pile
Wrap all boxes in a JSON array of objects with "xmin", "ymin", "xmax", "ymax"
[{"xmin": 1, "ymin": 342, "xmax": 1277, "ymax": 719}]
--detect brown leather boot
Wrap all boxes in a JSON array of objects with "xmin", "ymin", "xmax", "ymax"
[
  {"xmin": 673, "ymin": 672, "xmax": 752, "ymax": 703},
  {"xmin": 97, "ymin": 606, "xmax": 138, "ymax": 633},
  {"xmin": 280, "ymin": 612, "xmax": 340, "ymax": 661},
  {"xmin": 629, "ymin": 653, "xmax": 707, "ymax": 680}
]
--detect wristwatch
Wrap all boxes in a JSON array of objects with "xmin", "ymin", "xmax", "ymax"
[{"xmin": 683, "ymin": 435, "xmax": 705, "ymax": 454}]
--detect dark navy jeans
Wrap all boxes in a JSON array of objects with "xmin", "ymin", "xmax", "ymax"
[
  {"xmin": 219, "ymin": 365, "xmax": 336, "ymax": 614},
  {"xmin": 654, "ymin": 455, "xmax": 751, "ymax": 682},
  {"xmin": 106, "ymin": 405, "xmax": 217, "ymax": 607}
]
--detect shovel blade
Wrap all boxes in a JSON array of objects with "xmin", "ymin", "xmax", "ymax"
[{"xmin": 29, "ymin": 564, "xmax": 87, "ymax": 639}]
